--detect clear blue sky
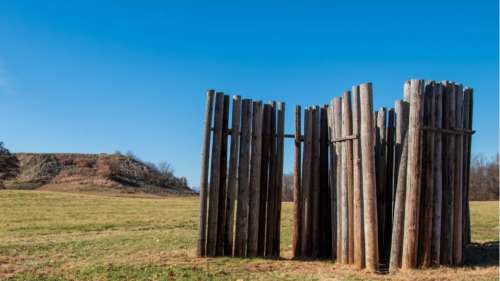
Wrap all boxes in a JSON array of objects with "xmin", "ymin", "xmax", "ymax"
[{"xmin": 0, "ymin": 0, "xmax": 498, "ymax": 188}]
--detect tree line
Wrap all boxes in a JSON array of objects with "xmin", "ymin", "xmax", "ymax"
[{"xmin": 281, "ymin": 154, "xmax": 499, "ymax": 202}]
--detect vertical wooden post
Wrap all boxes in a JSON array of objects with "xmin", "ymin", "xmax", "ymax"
[
  {"xmin": 375, "ymin": 107, "xmax": 387, "ymax": 259},
  {"xmin": 265, "ymin": 102, "xmax": 278, "ymax": 257},
  {"xmin": 198, "ymin": 90, "xmax": 215, "ymax": 257},
  {"xmin": 300, "ymin": 107, "xmax": 313, "ymax": 257},
  {"xmin": 225, "ymin": 96, "xmax": 241, "ymax": 256},
  {"xmin": 453, "ymin": 84, "xmax": 464, "ymax": 265},
  {"xmin": 292, "ymin": 105, "xmax": 302, "ymax": 258},
  {"xmin": 359, "ymin": 83, "xmax": 379, "ymax": 272},
  {"xmin": 274, "ymin": 102, "xmax": 285, "ymax": 256},
  {"xmin": 234, "ymin": 99, "xmax": 253, "ymax": 257},
  {"xmin": 431, "ymin": 84, "xmax": 444, "ymax": 265},
  {"xmin": 441, "ymin": 81, "xmax": 455, "ymax": 265},
  {"xmin": 319, "ymin": 105, "xmax": 332, "ymax": 258},
  {"xmin": 333, "ymin": 97, "xmax": 343, "ymax": 260},
  {"xmin": 258, "ymin": 104, "xmax": 271, "ymax": 256},
  {"xmin": 385, "ymin": 108, "xmax": 395, "ymax": 257},
  {"xmin": 352, "ymin": 86, "xmax": 365, "ymax": 268},
  {"xmin": 388, "ymin": 100, "xmax": 409, "ymax": 271},
  {"xmin": 402, "ymin": 79, "xmax": 424, "ymax": 269},
  {"xmin": 311, "ymin": 106, "xmax": 321, "ymax": 257},
  {"xmin": 342, "ymin": 91, "xmax": 354, "ymax": 264},
  {"xmin": 327, "ymin": 103, "xmax": 338, "ymax": 260},
  {"xmin": 206, "ymin": 92, "xmax": 225, "ymax": 256},
  {"xmin": 420, "ymin": 82, "xmax": 435, "ymax": 267},
  {"xmin": 462, "ymin": 88, "xmax": 473, "ymax": 247},
  {"xmin": 216, "ymin": 95, "xmax": 230, "ymax": 256},
  {"xmin": 248, "ymin": 102, "xmax": 263, "ymax": 257}
]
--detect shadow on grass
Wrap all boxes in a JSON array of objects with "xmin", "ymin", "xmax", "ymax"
[{"xmin": 464, "ymin": 241, "xmax": 499, "ymax": 267}]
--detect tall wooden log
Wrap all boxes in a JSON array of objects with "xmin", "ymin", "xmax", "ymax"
[
  {"xmin": 319, "ymin": 106, "xmax": 332, "ymax": 258},
  {"xmin": 441, "ymin": 81, "xmax": 456, "ymax": 265},
  {"xmin": 375, "ymin": 107, "xmax": 387, "ymax": 259},
  {"xmin": 327, "ymin": 104, "xmax": 338, "ymax": 260},
  {"xmin": 420, "ymin": 82, "xmax": 435, "ymax": 267},
  {"xmin": 216, "ymin": 95, "xmax": 230, "ymax": 256},
  {"xmin": 352, "ymin": 86, "xmax": 365, "ymax": 268},
  {"xmin": 206, "ymin": 92, "xmax": 225, "ymax": 256},
  {"xmin": 431, "ymin": 84, "xmax": 444, "ymax": 265},
  {"xmin": 258, "ymin": 104, "xmax": 271, "ymax": 256},
  {"xmin": 462, "ymin": 88, "xmax": 473, "ymax": 246},
  {"xmin": 453, "ymin": 84, "xmax": 464, "ymax": 265},
  {"xmin": 402, "ymin": 79, "xmax": 424, "ymax": 269},
  {"xmin": 234, "ymin": 99, "xmax": 253, "ymax": 257},
  {"xmin": 340, "ymin": 92, "xmax": 351, "ymax": 263},
  {"xmin": 265, "ymin": 102, "xmax": 278, "ymax": 257},
  {"xmin": 385, "ymin": 108, "xmax": 395, "ymax": 258},
  {"xmin": 388, "ymin": 100, "xmax": 409, "ymax": 272},
  {"xmin": 292, "ymin": 105, "xmax": 302, "ymax": 258},
  {"xmin": 311, "ymin": 106, "xmax": 322, "ymax": 257},
  {"xmin": 359, "ymin": 83, "xmax": 379, "ymax": 272},
  {"xmin": 300, "ymin": 107, "xmax": 313, "ymax": 257},
  {"xmin": 274, "ymin": 102, "xmax": 285, "ymax": 256},
  {"xmin": 198, "ymin": 90, "xmax": 215, "ymax": 257},
  {"xmin": 248, "ymin": 101, "xmax": 264, "ymax": 257},
  {"xmin": 225, "ymin": 96, "xmax": 241, "ymax": 256},
  {"xmin": 333, "ymin": 97, "xmax": 343, "ymax": 260}
]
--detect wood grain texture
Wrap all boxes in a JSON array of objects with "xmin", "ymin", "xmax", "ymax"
[
  {"xmin": 234, "ymin": 99, "xmax": 253, "ymax": 257},
  {"xmin": 206, "ymin": 92, "xmax": 225, "ymax": 257},
  {"xmin": 198, "ymin": 90, "xmax": 215, "ymax": 257},
  {"xmin": 359, "ymin": 83, "xmax": 379, "ymax": 272},
  {"xmin": 431, "ymin": 84, "xmax": 444, "ymax": 265},
  {"xmin": 216, "ymin": 95, "xmax": 230, "ymax": 256},
  {"xmin": 292, "ymin": 105, "xmax": 302, "ymax": 258},
  {"xmin": 388, "ymin": 99, "xmax": 409, "ymax": 272},
  {"xmin": 247, "ymin": 101, "xmax": 263, "ymax": 257},
  {"xmin": 352, "ymin": 86, "xmax": 365, "ymax": 268},
  {"xmin": 402, "ymin": 80, "xmax": 424, "ymax": 269}
]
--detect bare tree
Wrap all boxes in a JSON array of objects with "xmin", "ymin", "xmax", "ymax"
[
  {"xmin": 469, "ymin": 154, "xmax": 499, "ymax": 201},
  {"xmin": 282, "ymin": 172, "xmax": 294, "ymax": 202},
  {"xmin": 158, "ymin": 161, "xmax": 174, "ymax": 178},
  {"xmin": 0, "ymin": 142, "xmax": 19, "ymax": 187}
]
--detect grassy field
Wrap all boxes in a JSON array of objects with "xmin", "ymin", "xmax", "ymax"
[{"xmin": 0, "ymin": 190, "xmax": 498, "ymax": 280}]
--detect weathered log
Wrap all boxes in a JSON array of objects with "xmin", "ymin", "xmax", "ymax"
[
  {"xmin": 198, "ymin": 90, "xmax": 215, "ymax": 257},
  {"xmin": 292, "ymin": 105, "xmax": 302, "ymax": 258},
  {"xmin": 206, "ymin": 92, "xmax": 225, "ymax": 256},
  {"xmin": 420, "ymin": 82, "xmax": 435, "ymax": 267},
  {"xmin": 234, "ymin": 99, "xmax": 253, "ymax": 257},
  {"xmin": 431, "ymin": 84, "xmax": 444, "ymax": 265},
  {"xmin": 266, "ymin": 102, "xmax": 278, "ymax": 257},
  {"xmin": 453, "ymin": 84, "xmax": 464, "ymax": 265},
  {"xmin": 333, "ymin": 97, "xmax": 343, "ymax": 261},
  {"xmin": 327, "ymin": 103, "xmax": 338, "ymax": 260},
  {"xmin": 311, "ymin": 107, "xmax": 321, "ymax": 257},
  {"xmin": 225, "ymin": 96, "xmax": 241, "ymax": 256},
  {"xmin": 388, "ymin": 99, "xmax": 409, "ymax": 272},
  {"xmin": 375, "ymin": 107, "xmax": 387, "ymax": 259},
  {"xmin": 258, "ymin": 104, "xmax": 271, "ymax": 256},
  {"xmin": 352, "ymin": 85, "xmax": 365, "ymax": 268},
  {"xmin": 300, "ymin": 107, "xmax": 313, "ymax": 257},
  {"xmin": 359, "ymin": 83, "xmax": 379, "ymax": 272},
  {"xmin": 274, "ymin": 102, "xmax": 285, "ymax": 257},
  {"xmin": 216, "ymin": 95, "xmax": 230, "ymax": 256},
  {"xmin": 440, "ymin": 81, "xmax": 455, "ymax": 265},
  {"xmin": 247, "ymin": 101, "xmax": 264, "ymax": 257},
  {"xmin": 402, "ymin": 80, "xmax": 424, "ymax": 269}
]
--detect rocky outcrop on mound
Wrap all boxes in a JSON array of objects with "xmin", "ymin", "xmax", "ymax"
[{"xmin": 5, "ymin": 153, "xmax": 192, "ymax": 192}]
